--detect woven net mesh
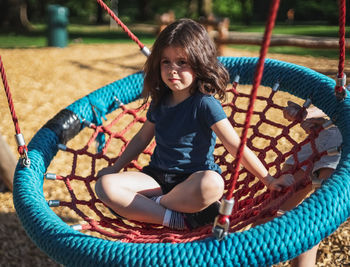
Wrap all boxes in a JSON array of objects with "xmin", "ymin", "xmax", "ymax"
[{"xmin": 45, "ymin": 83, "xmax": 325, "ymax": 243}]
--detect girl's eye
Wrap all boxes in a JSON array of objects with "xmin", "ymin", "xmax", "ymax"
[
  {"xmin": 161, "ymin": 59, "xmax": 170, "ymax": 65},
  {"xmin": 178, "ymin": 60, "xmax": 187, "ymax": 66}
]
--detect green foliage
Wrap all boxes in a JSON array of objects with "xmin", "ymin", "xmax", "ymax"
[
  {"xmin": 213, "ymin": 0, "xmax": 253, "ymax": 22},
  {"xmin": 294, "ymin": 0, "xmax": 338, "ymax": 24},
  {"xmin": 23, "ymin": 0, "xmax": 344, "ymax": 26}
]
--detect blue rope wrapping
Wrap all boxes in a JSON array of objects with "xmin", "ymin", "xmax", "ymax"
[{"xmin": 13, "ymin": 57, "xmax": 350, "ymax": 266}]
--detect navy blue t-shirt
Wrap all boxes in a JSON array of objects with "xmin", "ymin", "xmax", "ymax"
[{"xmin": 146, "ymin": 92, "xmax": 227, "ymax": 173}]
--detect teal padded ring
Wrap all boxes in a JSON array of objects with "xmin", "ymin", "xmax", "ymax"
[{"xmin": 13, "ymin": 57, "xmax": 350, "ymax": 266}]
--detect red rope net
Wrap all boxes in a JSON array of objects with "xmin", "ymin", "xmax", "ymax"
[{"xmin": 45, "ymin": 83, "xmax": 328, "ymax": 243}]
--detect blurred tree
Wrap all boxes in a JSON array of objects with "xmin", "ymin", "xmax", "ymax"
[
  {"xmin": 186, "ymin": 0, "xmax": 212, "ymax": 18},
  {"xmin": 0, "ymin": 0, "xmax": 31, "ymax": 29},
  {"xmin": 96, "ymin": 2, "xmax": 104, "ymax": 24},
  {"xmin": 1, "ymin": 0, "xmax": 346, "ymax": 28},
  {"xmin": 251, "ymin": 0, "xmax": 269, "ymax": 22},
  {"xmin": 199, "ymin": 0, "xmax": 213, "ymax": 17},
  {"xmin": 238, "ymin": 0, "xmax": 252, "ymax": 25},
  {"xmin": 213, "ymin": 0, "xmax": 253, "ymax": 24},
  {"xmin": 137, "ymin": 0, "xmax": 152, "ymax": 20}
]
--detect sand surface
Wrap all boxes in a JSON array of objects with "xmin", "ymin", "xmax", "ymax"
[{"xmin": 0, "ymin": 43, "xmax": 349, "ymax": 266}]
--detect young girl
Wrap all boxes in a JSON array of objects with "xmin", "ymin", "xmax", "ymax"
[{"xmin": 95, "ymin": 18, "xmax": 294, "ymax": 230}]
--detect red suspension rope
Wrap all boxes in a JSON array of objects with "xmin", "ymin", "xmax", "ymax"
[
  {"xmin": 227, "ymin": 0, "xmax": 280, "ymax": 200},
  {"xmin": 335, "ymin": 0, "xmax": 346, "ymax": 99},
  {"xmin": 213, "ymin": 0, "xmax": 281, "ymax": 239},
  {"xmin": 96, "ymin": 0, "xmax": 150, "ymax": 57},
  {"xmin": 0, "ymin": 56, "xmax": 30, "ymax": 166}
]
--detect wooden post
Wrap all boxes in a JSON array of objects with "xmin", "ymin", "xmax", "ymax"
[
  {"xmin": 217, "ymin": 18, "xmax": 229, "ymax": 56},
  {"xmin": 156, "ymin": 10, "xmax": 175, "ymax": 35},
  {"xmin": 0, "ymin": 134, "xmax": 16, "ymax": 191},
  {"xmin": 214, "ymin": 32, "xmax": 350, "ymax": 50}
]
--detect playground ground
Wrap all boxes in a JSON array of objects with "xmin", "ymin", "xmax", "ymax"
[{"xmin": 0, "ymin": 43, "xmax": 349, "ymax": 266}]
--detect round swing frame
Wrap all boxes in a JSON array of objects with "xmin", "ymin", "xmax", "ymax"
[{"xmin": 13, "ymin": 57, "xmax": 350, "ymax": 266}]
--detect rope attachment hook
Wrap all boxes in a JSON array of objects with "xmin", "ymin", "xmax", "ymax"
[
  {"xmin": 15, "ymin": 133, "xmax": 30, "ymax": 167},
  {"xmin": 212, "ymin": 198, "xmax": 234, "ymax": 240},
  {"xmin": 335, "ymin": 74, "xmax": 347, "ymax": 101}
]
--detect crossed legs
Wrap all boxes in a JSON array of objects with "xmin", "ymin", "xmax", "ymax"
[{"xmin": 95, "ymin": 170, "xmax": 224, "ymax": 226}]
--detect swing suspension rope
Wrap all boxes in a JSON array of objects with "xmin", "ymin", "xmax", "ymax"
[
  {"xmin": 335, "ymin": 0, "xmax": 347, "ymax": 100},
  {"xmin": 0, "ymin": 56, "xmax": 30, "ymax": 167},
  {"xmin": 213, "ymin": 0, "xmax": 280, "ymax": 239},
  {"xmin": 96, "ymin": 0, "xmax": 151, "ymax": 57}
]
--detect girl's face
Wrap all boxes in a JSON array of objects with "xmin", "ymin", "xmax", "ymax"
[{"xmin": 160, "ymin": 46, "xmax": 195, "ymax": 97}]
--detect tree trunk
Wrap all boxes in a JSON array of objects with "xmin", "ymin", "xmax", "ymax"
[
  {"xmin": 109, "ymin": 0, "xmax": 119, "ymax": 30},
  {"xmin": 96, "ymin": 2, "xmax": 104, "ymax": 24},
  {"xmin": 186, "ymin": 0, "xmax": 198, "ymax": 18},
  {"xmin": 239, "ymin": 0, "xmax": 252, "ymax": 25},
  {"xmin": 137, "ymin": 0, "xmax": 151, "ymax": 21}
]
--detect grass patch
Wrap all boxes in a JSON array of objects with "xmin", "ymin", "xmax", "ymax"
[
  {"xmin": 230, "ymin": 44, "xmax": 348, "ymax": 59},
  {"xmin": 230, "ymin": 23, "xmax": 350, "ymax": 38},
  {"xmin": 0, "ymin": 24, "xmax": 156, "ymax": 48},
  {"xmin": 0, "ymin": 23, "xmax": 347, "ymax": 59}
]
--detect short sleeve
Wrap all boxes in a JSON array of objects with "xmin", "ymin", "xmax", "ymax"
[
  {"xmin": 199, "ymin": 95, "xmax": 227, "ymax": 127},
  {"xmin": 146, "ymin": 103, "xmax": 156, "ymax": 123}
]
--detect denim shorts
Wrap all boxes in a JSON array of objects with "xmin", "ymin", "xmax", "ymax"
[{"xmin": 142, "ymin": 165, "xmax": 192, "ymax": 194}]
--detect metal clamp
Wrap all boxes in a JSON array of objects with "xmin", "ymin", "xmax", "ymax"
[
  {"xmin": 15, "ymin": 133, "xmax": 31, "ymax": 167},
  {"xmin": 114, "ymin": 96, "xmax": 124, "ymax": 106},
  {"xmin": 322, "ymin": 119, "xmax": 333, "ymax": 130},
  {"xmin": 47, "ymin": 200, "xmax": 60, "ymax": 207},
  {"xmin": 57, "ymin": 144, "xmax": 67, "ymax": 151},
  {"xmin": 337, "ymin": 73, "xmax": 347, "ymax": 87},
  {"xmin": 212, "ymin": 216, "xmax": 230, "ymax": 241},
  {"xmin": 272, "ymin": 82, "xmax": 280, "ymax": 92},
  {"xmin": 71, "ymin": 224, "xmax": 83, "ymax": 231},
  {"xmin": 141, "ymin": 46, "xmax": 151, "ymax": 57},
  {"xmin": 233, "ymin": 75, "xmax": 240, "ymax": 84},
  {"xmin": 20, "ymin": 149, "xmax": 31, "ymax": 167},
  {"xmin": 45, "ymin": 173, "xmax": 57, "ymax": 180},
  {"xmin": 212, "ymin": 198, "xmax": 235, "ymax": 240},
  {"xmin": 335, "ymin": 74, "xmax": 347, "ymax": 101},
  {"xmin": 302, "ymin": 98, "xmax": 312, "ymax": 109}
]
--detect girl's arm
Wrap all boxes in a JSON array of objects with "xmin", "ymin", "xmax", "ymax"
[
  {"xmin": 212, "ymin": 118, "xmax": 293, "ymax": 191},
  {"xmin": 97, "ymin": 119, "xmax": 155, "ymax": 176}
]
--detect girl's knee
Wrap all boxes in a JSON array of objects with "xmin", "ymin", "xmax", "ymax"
[
  {"xmin": 95, "ymin": 174, "xmax": 117, "ymax": 203},
  {"xmin": 95, "ymin": 176, "xmax": 107, "ymax": 201},
  {"xmin": 199, "ymin": 171, "xmax": 224, "ymax": 202}
]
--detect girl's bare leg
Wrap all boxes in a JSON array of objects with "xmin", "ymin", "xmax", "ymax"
[
  {"xmin": 160, "ymin": 170, "xmax": 224, "ymax": 213},
  {"xmin": 95, "ymin": 171, "xmax": 165, "ymax": 224},
  {"xmin": 95, "ymin": 170, "xmax": 224, "ymax": 225}
]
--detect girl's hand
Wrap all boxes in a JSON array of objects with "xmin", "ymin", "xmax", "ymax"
[
  {"xmin": 97, "ymin": 165, "xmax": 118, "ymax": 178},
  {"xmin": 269, "ymin": 174, "xmax": 295, "ymax": 191},
  {"xmin": 283, "ymin": 101, "xmax": 307, "ymax": 122}
]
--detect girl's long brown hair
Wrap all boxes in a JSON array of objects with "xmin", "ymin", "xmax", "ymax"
[{"xmin": 143, "ymin": 18, "xmax": 229, "ymax": 106}]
